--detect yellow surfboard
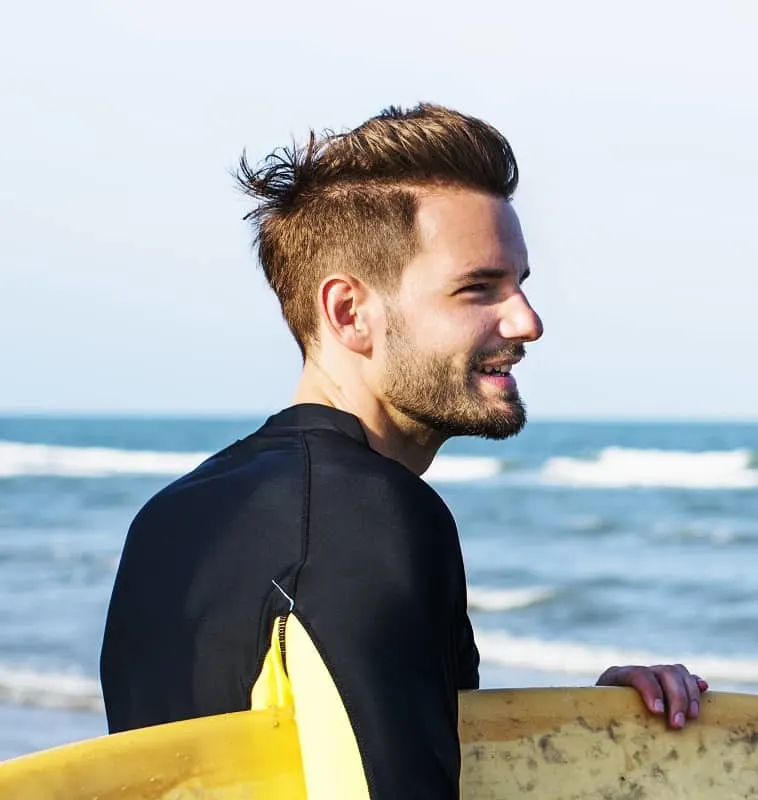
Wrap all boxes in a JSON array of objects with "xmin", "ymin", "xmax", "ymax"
[{"xmin": 2, "ymin": 688, "xmax": 758, "ymax": 798}]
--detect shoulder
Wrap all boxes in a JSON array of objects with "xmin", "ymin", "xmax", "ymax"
[
  {"xmin": 127, "ymin": 435, "xmax": 314, "ymax": 557},
  {"xmin": 304, "ymin": 429, "xmax": 456, "ymax": 529},
  {"xmin": 162, "ymin": 424, "xmax": 313, "ymax": 497},
  {"xmin": 299, "ymin": 434, "xmax": 463, "ymax": 600}
]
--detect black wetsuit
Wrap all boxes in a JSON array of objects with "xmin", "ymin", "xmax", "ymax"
[{"xmin": 101, "ymin": 403, "xmax": 479, "ymax": 798}]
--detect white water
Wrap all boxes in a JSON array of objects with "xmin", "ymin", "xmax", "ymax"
[
  {"xmin": 467, "ymin": 585, "xmax": 554, "ymax": 612},
  {"xmin": 1, "ymin": 441, "xmax": 756, "ymax": 489},
  {"xmin": 542, "ymin": 447, "xmax": 758, "ymax": 489},
  {"xmin": 0, "ymin": 665, "xmax": 103, "ymax": 713},
  {"xmin": 424, "ymin": 455, "xmax": 503, "ymax": 482},
  {"xmin": 0, "ymin": 440, "xmax": 505, "ymax": 483},
  {"xmin": 0, "ymin": 441, "xmax": 207, "ymax": 478},
  {"xmin": 475, "ymin": 628, "xmax": 758, "ymax": 686}
]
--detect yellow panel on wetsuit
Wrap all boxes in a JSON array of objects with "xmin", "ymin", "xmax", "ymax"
[
  {"xmin": 249, "ymin": 615, "xmax": 295, "ymax": 712},
  {"xmin": 250, "ymin": 614, "xmax": 369, "ymax": 799}
]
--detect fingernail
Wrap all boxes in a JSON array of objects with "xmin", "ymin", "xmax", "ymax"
[
  {"xmin": 690, "ymin": 700, "xmax": 700, "ymax": 717},
  {"xmin": 653, "ymin": 699, "xmax": 665, "ymax": 713},
  {"xmin": 674, "ymin": 712, "xmax": 685, "ymax": 727}
]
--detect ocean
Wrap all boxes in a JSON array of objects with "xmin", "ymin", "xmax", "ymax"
[{"xmin": 1, "ymin": 414, "xmax": 757, "ymax": 760}]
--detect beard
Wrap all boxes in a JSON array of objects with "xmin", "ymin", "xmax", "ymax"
[{"xmin": 381, "ymin": 310, "xmax": 527, "ymax": 440}]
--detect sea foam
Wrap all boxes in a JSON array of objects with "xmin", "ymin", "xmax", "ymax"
[
  {"xmin": 0, "ymin": 664, "xmax": 103, "ymax": 713},
  {"xmin": 0, "ymin": 441, "xmax": 207, "ymax": 478},
  {"xmin": 467, "ymin": 586, "xmax": 554, "ymax": 612},
  {"xmin": 542, "ymin": 447, "xmax": 758, "ymax": 489},
  {"xmin": 475, "ymin": 628, "xmax": 758, "ymax": 686},
  {"xmin": 2, "ymin": 439, "xmax": 756, "ymax": 490},
  {"xmin": 0, "ymin": 440, "xmax": 504, "ymax": 483},
  {"xmin": 424, "ymin": 455, "xmax": 503, "ymax": 483}
]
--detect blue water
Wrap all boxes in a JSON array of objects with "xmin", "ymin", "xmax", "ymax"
[{"xmin": 1, "ymin": 415, "xmax": 757, "ymax": 759}]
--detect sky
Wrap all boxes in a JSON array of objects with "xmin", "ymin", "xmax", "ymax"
[{"xmin": 2, "ymin": 0, "xmax": 757, "ymax": 419}]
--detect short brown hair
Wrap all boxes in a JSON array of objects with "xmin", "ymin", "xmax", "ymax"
[{"xmin": 237, "ymin": 103, "xmax": 519, "ymax": 357}]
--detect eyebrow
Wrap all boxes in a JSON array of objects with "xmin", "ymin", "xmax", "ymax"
[{"xmin": 451, "ymin": 265, "xmax": 531, "ymax": 286}]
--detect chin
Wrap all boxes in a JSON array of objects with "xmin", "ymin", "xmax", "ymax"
[
  {"xmin": 430, "ymin": 404, "xmax": 527, "ymax": 440},
  {"xmin": 475, "ymin": 401, "xmax": 527, "ymax": 439},
  {"xmin": 477, "ymin": 419, "xmax": 526, "ymax": 440}
]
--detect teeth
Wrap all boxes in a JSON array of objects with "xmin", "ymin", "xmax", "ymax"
[{"xmin": 481, "ymin": 366, "xmax": 510, "ymax": 375}]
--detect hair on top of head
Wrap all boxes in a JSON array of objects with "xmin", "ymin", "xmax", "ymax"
[
  {"xmin": 236, "ymin": 132, "xmax": 322, "ymax": 210},
  {"xmin": 236, "ymin": 103, "xmax": 519, "ymax": 357},
  {"xmin": 237, "ymin": 104, "xmax": 518, "ymax": 209}
]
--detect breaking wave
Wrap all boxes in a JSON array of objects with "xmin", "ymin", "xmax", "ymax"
[
  {"xmin": 0, "ymin": 441, "xmax": 207, "ymax": 478},
  {"xmin": 475, "ymin": 628, "xmax": 758, "ymax": 686},
  {"xmin": 0, "ymin": 440, "xmax": 505, "ymax": 483},
  {"xmin": 424, "ymin": 455, "xmax": 504, "ymax": 482},
  {"xmin": 2, "ymin": 440, "xmax": 756, "ymax": 490},
  {"xmin": 467, "ymin": 586, "xmax": 554, "ymax": 612},
  {"xmin": 0, "ymin": 664, "xmax": 103, "ymax": 713},
  {"xmin": 541, "ymin": 447, "xmax": 758, "ymax": 489}
]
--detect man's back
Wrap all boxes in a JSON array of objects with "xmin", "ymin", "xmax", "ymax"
[{"xmin": 101, "ymin": 403, "xmax": 479, "ymax": 798}]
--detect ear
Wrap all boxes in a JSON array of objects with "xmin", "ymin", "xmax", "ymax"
[{"xmin": 318, "ymin": 273, "xmax": 373, "ymax": 355}]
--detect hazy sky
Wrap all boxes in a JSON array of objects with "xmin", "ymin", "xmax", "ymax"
[{"xmin": 2, "ymin": 0, "xmax": 757, "ymax": 418}]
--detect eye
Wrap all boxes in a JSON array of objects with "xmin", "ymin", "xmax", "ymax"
[{"xmin": 458, "ymin": 283, "xmax": 490, "ymax": 294}]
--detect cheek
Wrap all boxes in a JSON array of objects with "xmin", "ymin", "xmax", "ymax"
[
  {"xmin": 394, "ymin": 296, "xmax": 495, "ymax": 365},
  {"xmin": 444, "ymin": 311, "xmax": 494, "ymax": 356}
]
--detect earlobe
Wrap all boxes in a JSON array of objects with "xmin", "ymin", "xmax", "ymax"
[
  {"xmin": 346, "ymin": 312, "xmax": 372, "ymax": 356},
  {"xmin": 344, "ymin": 316, "xmax": 371, "ymax": 354}
]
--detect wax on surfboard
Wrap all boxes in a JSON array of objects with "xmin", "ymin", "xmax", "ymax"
[{"xmin": 2, "ymin": 688, "xmax": 758, "ymax": 799}]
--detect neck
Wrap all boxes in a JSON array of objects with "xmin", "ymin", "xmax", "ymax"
[{"xmin": 292, "ymin": 358, "xmax": 445, "ymax": 475}]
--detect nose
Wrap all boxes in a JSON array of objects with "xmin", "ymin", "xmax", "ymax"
[{"xmin": 497, "ymin": 290, "xmax": 544, "ymax": 342}]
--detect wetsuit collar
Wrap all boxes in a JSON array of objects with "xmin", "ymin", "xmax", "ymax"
[{"xmin": 262, "ymin": 403, "xmax": 369, "ymax": 446}]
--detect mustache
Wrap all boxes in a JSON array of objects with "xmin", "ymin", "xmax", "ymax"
[{"xmin": 472, "ymin": 344, "xmax": 526, "ymax": 368}]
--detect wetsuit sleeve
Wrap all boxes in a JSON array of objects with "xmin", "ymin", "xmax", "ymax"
[
  {"xmin": 294, "ymin": 462, "xmax": 466, "ymax": 799},
  {"xmin": 457, "ymin": 609, "xmax": 480, "ymax": 691}
]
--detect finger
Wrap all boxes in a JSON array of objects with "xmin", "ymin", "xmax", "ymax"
[
  {"xmin": 609, "ymin": 667, "xmax": 667, "ymax": 716},
  {"xmin": 676, "ymin": 665, "xmax": 703, "ymax": 719},
  {"xmin": 654, "ymin": 665, "xmax": 692, "ymax": 729},
  {"xmin": 696, "ymin": 676, "xmax": 709, "ymax": 693}
]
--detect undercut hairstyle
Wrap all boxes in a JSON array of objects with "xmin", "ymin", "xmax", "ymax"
[{"xmin": 237, "ymin": 103, "xmax": 519, "ymax": 357}]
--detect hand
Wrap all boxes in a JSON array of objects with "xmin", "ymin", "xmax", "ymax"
[{"xmin": 595, "ymin": 664, "xmax": 709, "ymax": 729}]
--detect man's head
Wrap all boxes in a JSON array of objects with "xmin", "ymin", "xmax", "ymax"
[{"xmin": 239, "ymin": 104, "xmax": 542, "ymax": 440}]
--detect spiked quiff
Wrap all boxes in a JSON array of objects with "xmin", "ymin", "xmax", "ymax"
[{"xmin": 237, "ymin": 103, "xmax": 519, "ymax": 357}]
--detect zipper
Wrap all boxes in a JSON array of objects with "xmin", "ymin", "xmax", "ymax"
[
  {"xmin": 277, "ymin": 614, "xmax": 289, "ymax": 676},
  {"xmin": 270, "ymin": 579, "xmax": 294, "ymax": 677}
]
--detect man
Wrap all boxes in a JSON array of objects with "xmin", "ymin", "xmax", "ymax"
[{"xmin": 101, "ymin": 104, "xmax": 707, "ymax": 798}]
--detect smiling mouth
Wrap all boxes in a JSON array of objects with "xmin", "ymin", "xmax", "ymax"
[
  {"xmin": 475, "ymin": 355, "xmax": 522, "ymax": 375},
  {"xmin": 478, "ymin": 364, "xmax": 512, "ymax": 376},
  {"xmin": 472, "ymin": 347, "xmax": 525, "ymax": 382}
]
